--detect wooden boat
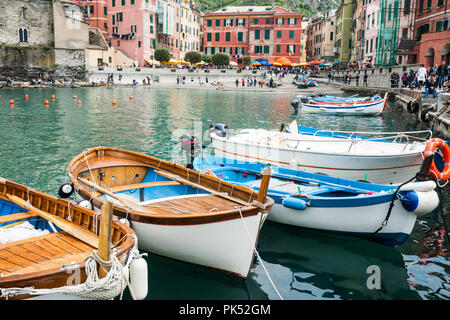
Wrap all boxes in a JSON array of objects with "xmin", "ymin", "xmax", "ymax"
[
  {"xmin": 66, "ymin": 147, "xmax": 273, "ymax": 279},
  {"xmin": 194, "ymin": 156, "xmax": 440, "ymax": 246},
  {"xmin": 208, "ymin": 120, "xmax": 433, "ymax": 185},
  {"xmin": 0, "ymin": 177, "xmax": 142, "ymax": 300}
]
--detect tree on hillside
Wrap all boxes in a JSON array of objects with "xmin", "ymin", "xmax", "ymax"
[
  {"xmin": 184, "ymin": 51, "xmax": 202, "ymax": 64},
  {"xmin": 212, "ymin": 53, "xmax": 230, "ymax": 67},
  {"xmin": 243, "ymin": 56, "xmax": 252, "ymax": 66},
  {"xmin": 154, "ymin": 48, "xmax": 171, "ymax": 63}
]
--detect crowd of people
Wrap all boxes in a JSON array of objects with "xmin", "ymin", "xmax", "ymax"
[{"xmin": 392, "ymin": 62, "xmax": 450, "ymax": 97}]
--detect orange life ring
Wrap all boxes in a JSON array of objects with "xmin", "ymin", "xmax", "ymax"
[
  {"xmin": 424, "ymin": 138, "xmax": 450, "ymax": 181},
  {"xmin": 204, "ymin": 169, "xmax": 217, "ymax": 178}
]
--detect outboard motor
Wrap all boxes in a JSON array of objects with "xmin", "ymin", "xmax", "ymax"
[
  {"xmin": 180, "ymin": 134, "xmax": 202, "ymax": 169},
  {"xmin": 290, "ymin": 99, "xmax": 299, "ymax": 112},
  {"xmin": 209, "ymin": 123, "xmax": 228, "ymax": 138}
]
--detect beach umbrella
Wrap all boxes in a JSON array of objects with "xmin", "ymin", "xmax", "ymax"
[
  {"xmin": 299, "ymin": 62, "xmax": 308, "ymax": 66},
  {"xmin": 144, "ymin": 59, "xmax": 160, "ymax": 65},
  {"xmin": 308, "ymin": 60, "xmax": 322, "ymax": 65},
  {"xmin": 274, "ymin": 57, "xmax": 292, "ymax": 66},
  {"xmin": 166, "ymin": 59, "xmax": 179, "ymax": 64},
  {"xmin": 251, "ymin": 61, "xmax": 261, "ymax": 66},
  {"xmin": 229, "ymin": 61, "xmax": 238, "ymax": 66},
  {"xmin": 291, "ymin": 63, "xmax": 300, "ymax": 67},
  {"xmin": 194, "ymin": 61, "xmax": 206, "ymax": 66},
  {"xmin": 177, "ymin": 60, "xmax": 190, "ymax": 65}
]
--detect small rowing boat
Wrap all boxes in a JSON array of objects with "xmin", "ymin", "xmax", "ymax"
[
  {"xmin": 0, "ymin": 177, "xmax": 146, "ymax": 300},
  {"xmin": 66, "ymin": 147, "xmax": 273, "ymax": 279},
  {"xmin": 291, "ymin": 93, "xmax": 388, "ymax": 115},
  {"xmin": 193, "ymin": 156, "xmax": 440, "ymax": 246}
]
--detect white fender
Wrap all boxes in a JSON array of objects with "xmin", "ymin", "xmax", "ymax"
[
  {"xmin": 130, "ymin": 257, "xmax": 148, "ymax": 300},
  {"xmin": 119, "ymin": 218, "xmax": 130, "ymax": 227},
  {"xmin": 399, "ymin": 181, "xmax": 437, "ymax": 192}
]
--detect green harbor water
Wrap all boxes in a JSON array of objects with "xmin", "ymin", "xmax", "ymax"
[{"xmin": 0, "ymin": 87, "xmax": 449, "ymax": 300}]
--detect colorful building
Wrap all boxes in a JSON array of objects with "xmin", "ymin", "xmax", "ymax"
[
  {"xmin": 74, "ymin": 0, "xmax": 109, "ymax": 37},
  {"xmin": 412, "ymin": 0, "xmax": 450, "ymax": 66},
  {"xmin": 335, "ymin": 0, "xmax": 354, "ymax": 65},
  {"xmin": 107, "ymin": 0, "xmax": 157, "ymax": 66},
  {"xmin": 203, "ymin": 6, "xmax": 303, "ymax": 65}
]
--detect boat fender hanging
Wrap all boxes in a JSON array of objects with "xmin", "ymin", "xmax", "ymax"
[
  {"xmin": 399, "ymin": 180, "xmax": 436, "ymax": 192},
  {"xmin": 291, "ymin": 99, "xmax": 300, "ymax": 112},
  {"xmin": 130, "ymin": 255, "xmax": 148, "ymax": 300},
  {"xmin": 77, "ymin": 199, "xmax": 93, "ymax": 210},
  {"xmin": 282, "ymin": 197, "xmax": 309, "ymax": 210},
  {"xmin": 424, "ymin": 138, "xmax": 450, "ymax": 181},
  {"xmin": 399, "ymin": 190, "xmax": 440, "ymax": 217},
  {"xmin": 420, "ymin": 105, "xmax": 434, "ymax": 123},
  {"xmin": 58, "ymin": 182, "xmax": 74, "ymax": 198},
  {"xmin": 407, "ymin": 100, "xmax": 419, "ymax": 113}
]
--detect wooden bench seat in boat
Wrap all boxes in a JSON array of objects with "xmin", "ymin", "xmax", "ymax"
[
  {"xmin": 0, "ymin": 231, "xmax": 93, "ymax": 277},
  {"xmin": 0, "ymin": 212, "xmax": 38, "ymax": 225},
  {"xmin": 109, "ymin": 181, "xmax": 180, "ymax": 193},
  {"xmin": 140, "ymin": 194, "xmax": 239, "ymax": 215}
]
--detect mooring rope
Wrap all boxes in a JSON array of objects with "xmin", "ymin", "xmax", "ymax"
[{"xmin": 236, "ymin": 207, "xmax": 283, "ymax": 300}]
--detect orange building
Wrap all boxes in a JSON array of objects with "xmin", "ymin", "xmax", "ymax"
[{"xmin": 412, "ymin": 0, "xmax": 450, "ymax": 66}]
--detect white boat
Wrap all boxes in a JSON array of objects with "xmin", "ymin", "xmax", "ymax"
[
  {"xmin": 66, "ymin": 147, "xmax": 273, "ymax": 279},
  {"xmin": 194, "ymin": 156, "xmax": 440, "ymax": 246},
  {"xmin": 207, "ymin": 121, "xmax": 433, "ymax": 185},
  {"xmin": 292, "ymin": 93, "xmax": 388, "ymax": 115}
]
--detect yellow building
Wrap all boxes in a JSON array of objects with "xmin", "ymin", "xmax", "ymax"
[{"xmin": 335, "ymin": 0, "xmax": 353, "ymax": 65}]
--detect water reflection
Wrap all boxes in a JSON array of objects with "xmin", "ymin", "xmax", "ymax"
[{"xmin": 249, "ymin": 222, "xmax": 421, "ymax": 300}]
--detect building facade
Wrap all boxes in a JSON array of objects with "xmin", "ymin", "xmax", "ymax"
[
  {"xmin": 73, "ymin": 0, "xmax": 109, "ymax": 37},
  {"xmin": 412, "ymin": 0, "xmax": 450, "ymax": 66},
  {"xmin": 335, "ymin": 0, "xmax": 353, "ymax": 65},
  {"xmin": 203, "ymin": 6, "xmax": 303, "ymax": 65}
]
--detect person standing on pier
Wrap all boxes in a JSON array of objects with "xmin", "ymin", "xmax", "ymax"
[
  {"xmin": 363, "ymin": 72, "xmax": 368, "ymax": 86},
  {"xmin": 417, "ymin": 64, "xmax": 427, "ymax": 89},
  {"xmin": 437, "ymin": 62, "xmax": 448, "ymax": 90}
]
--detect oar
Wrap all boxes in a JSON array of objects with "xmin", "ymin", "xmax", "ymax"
[
  {"xmin": 6, "ymin": 194, "xmax": 99, "ymax": 248},
  {"xmin": 78, "ymin": 178, "xmax": 155, "ymax": 214},
  {"xmin": 154, "ymin": 170, "xmax": 251, "ymax": 206}
]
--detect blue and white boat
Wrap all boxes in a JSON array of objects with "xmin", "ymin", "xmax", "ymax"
[
  {"xmin": 193, "ymin": 156, "xmax": 440, "ymax": 246},
  {"xmin": 291, "ymin": 93, "xmax": 388, "ymax": 115}
]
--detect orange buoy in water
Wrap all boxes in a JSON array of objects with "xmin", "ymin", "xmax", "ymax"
[
  {"xmin": 112, "ymin": 100, "xmax": 117, "ymax": 105},
  {"xmin": 96, "ymin": 96, "xmax": 100, "ymax": 100},
  {"xmin": 73, "ymin": 95, "xmax": 77, "ymax": 100},
  {"xmin": 9, "ymin": 100, "xmax": 14, "ymax": 106},
  {"xmin": 77, "ymin": 100, "xmax": 82, "ymax": 105},
  {"xmin": 44, "ymin": 100, "xmax": 49, "ymax": 106},
  {"xmin": 129, "ymin": 96, "xmax": 134, "ymax": 101},
  {"xmin": 25, "ymin": 94, "xmax": 29, "ymax": 100},
  {"xmin": 51, "ymin": 95, "xmax": 56, "ymax": 100}
]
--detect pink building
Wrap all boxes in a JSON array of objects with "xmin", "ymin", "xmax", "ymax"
[
  {"xmin": 108, "ymin": 0, "xmax": 157, "ymax": 66},
  {"xmin": 203, "ymin": 6, "xmax": 303, "ymax": 65}
]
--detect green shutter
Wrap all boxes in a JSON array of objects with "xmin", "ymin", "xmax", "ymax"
[
  {"xmin": 289, "ymin": 30, "xmax": 294, "ymax": 39},
  {"xmin": 226, "ymin": 32, "xmax": 230, "ymax": 41},
  {"xmin": 255, "ymin": 29, "xmax": 260, "ymax": 39},
  {"xmin": 264, "ymin": 46, "xmax": 269, "ymax": 53},
  {"xmin": 277, "ymin": 30, "xmax": 282, "ymax": 38},
  {"xmin": 264, "ymin": 29, "xmax": 270, "ymax": 39},
  {"xmin": 276, "ymin": 45, "xmax": 280, "ymax": 53}
]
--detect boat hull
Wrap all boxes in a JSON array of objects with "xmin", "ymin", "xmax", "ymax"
[
  {"xmin": 267, "ymin": 202, "xmax": 416, "ymax": 246},
  {"xmin": 300, "ymin": 97, "xmax": 387, "ymax": 115},
  {"xmin": 129, "ymin": 212, "xmax": 263, "ymax": 278},
  {"xmin": 211, "ymin": 136, "xmax": 423, "ymax": 185}
]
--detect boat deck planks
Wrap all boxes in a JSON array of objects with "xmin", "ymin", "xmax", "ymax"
[
  {"xmin": 0, "ymin": 231, "xmax": 93, "ymax": 276},
  {"xmin": 142, "ymin": 194, "xmax": 239, "ymax": 215}
]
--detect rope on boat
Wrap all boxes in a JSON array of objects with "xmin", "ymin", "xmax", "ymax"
[
  {"xmin": 0, "ymin": 239, "xmax": 144, "ymax": 300},
  {"xmin": 237, "ymin": 207, "xmax": 284, "ymax": 300}
]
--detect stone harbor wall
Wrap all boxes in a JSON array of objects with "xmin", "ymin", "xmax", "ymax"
[{"xmin": 0, "ymin": 46, "xmax": 86, "ymax": 81}]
